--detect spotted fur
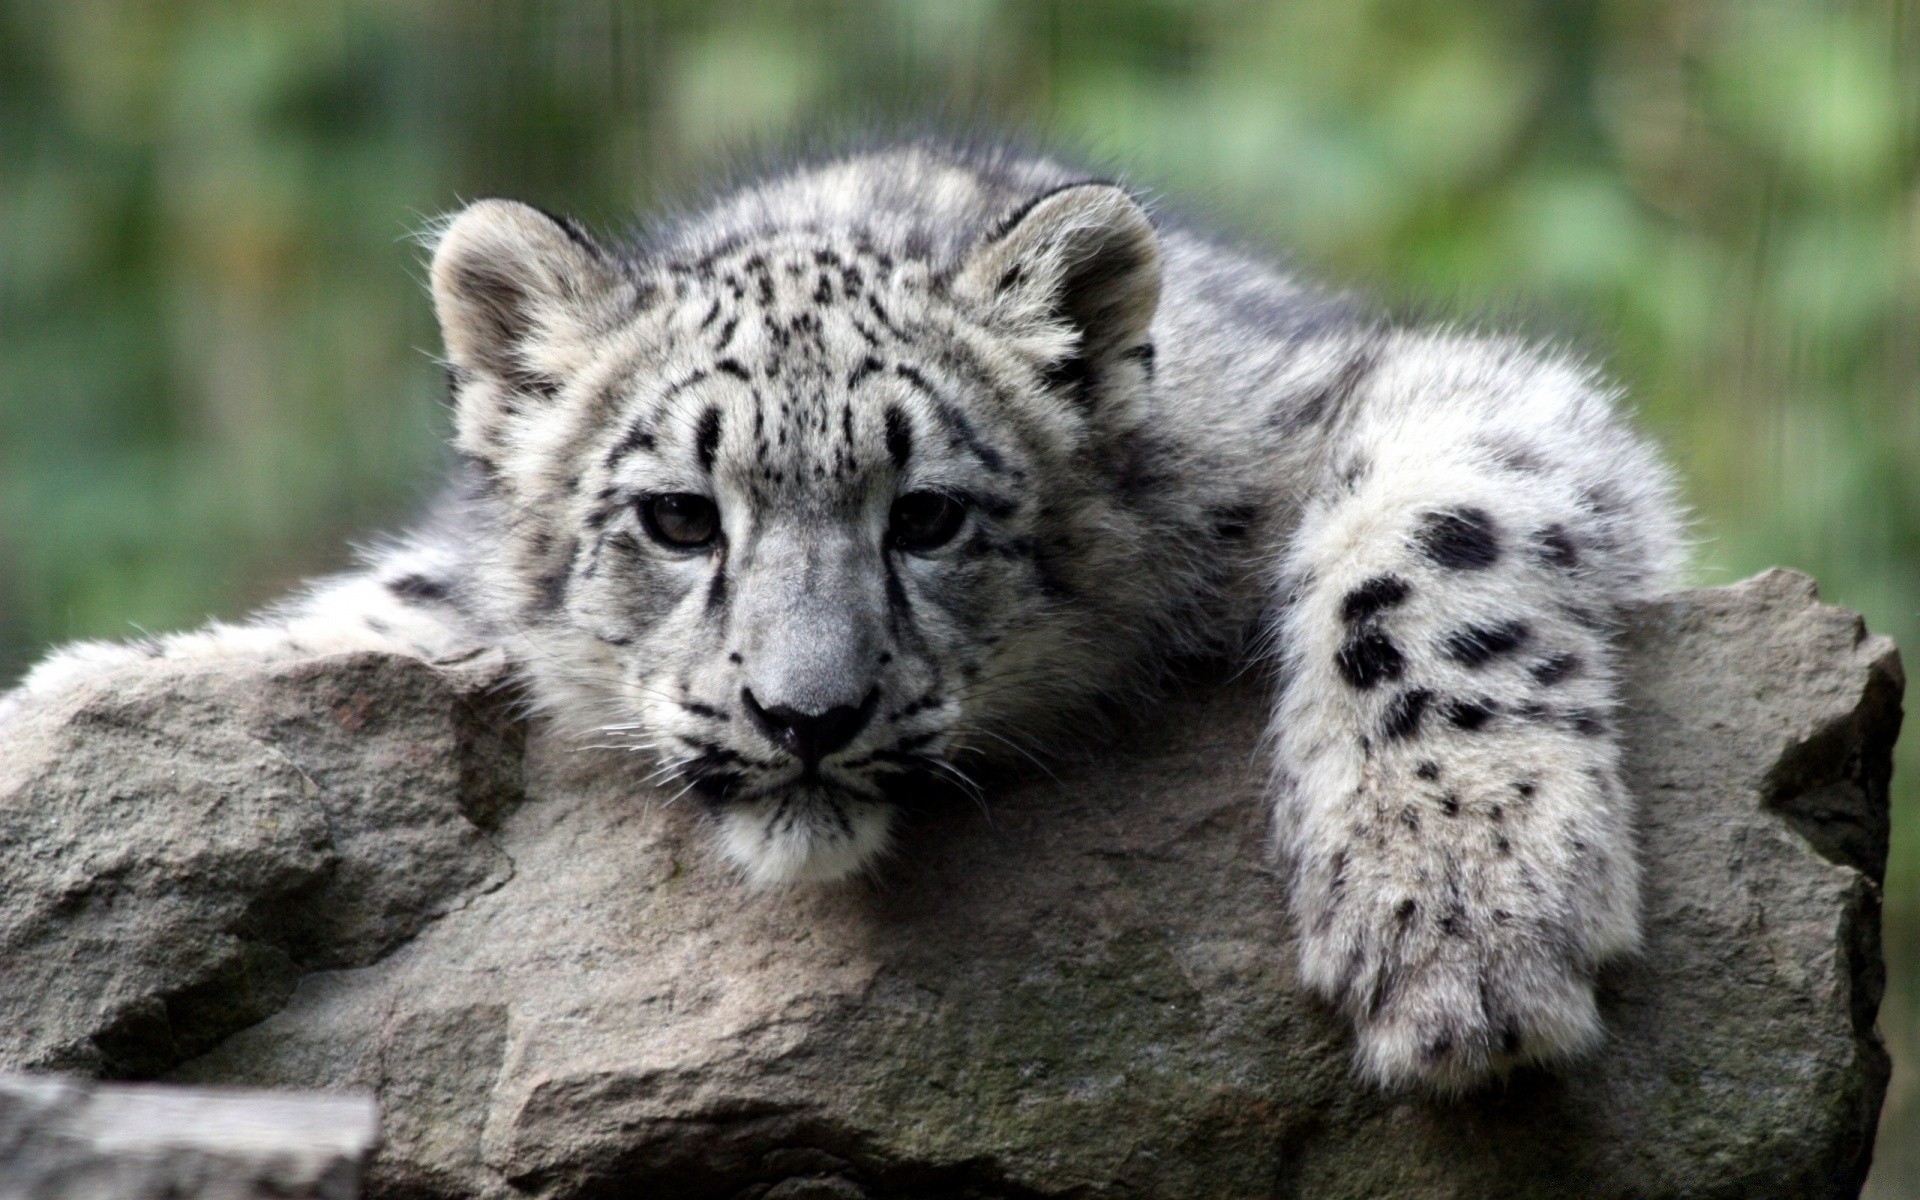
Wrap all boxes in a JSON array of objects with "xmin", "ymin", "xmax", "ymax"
[{"xmin": 5, "ymin": 141, "xmax": 1686, "ymax": 1094}]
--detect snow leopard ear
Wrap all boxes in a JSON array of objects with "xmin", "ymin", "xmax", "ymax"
[
  {"xmin": 430, "ymin": 199, "xmax": 619, "ymax": 416},
  {"xmin": 958, "ymin": 184, "xmax": 1161, "ymax": 404}
]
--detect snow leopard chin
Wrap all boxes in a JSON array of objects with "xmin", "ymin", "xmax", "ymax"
[{"xmin": 713, "ymin": 784, "xmax": 896, "ymax": 886}]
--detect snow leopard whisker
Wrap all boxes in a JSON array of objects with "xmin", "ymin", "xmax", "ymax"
[{"xmin": 953, "ymin": 724, "xmax": 1060, "ymax": 784}]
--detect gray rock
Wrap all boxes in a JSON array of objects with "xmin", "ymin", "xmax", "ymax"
[
  {"xmin": 0, "ymin": 571, "xmax": 1900, "ymax": 1198},
  {"xmin": 0, "ymin": 651, "xmax": 522, "ymax": 1077},
  {"xmin": 0, "ymin": 1073, "xmax": 378, "ymax": 1200}
]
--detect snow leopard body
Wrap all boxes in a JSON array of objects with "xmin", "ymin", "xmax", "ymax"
[{"xmin": 8, "ymin": 141, "xmax": 1685, "ymax": 1093}]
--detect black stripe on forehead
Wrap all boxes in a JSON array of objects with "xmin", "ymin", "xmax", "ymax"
[
  {"xmin": 604, "ymin": 368, "xmax": 711, "ymax": 469},
  {"xmin": 696, "ymin": 406, "xmax": 723, "ymax": 472},
  {"xmin": 605, "ymin": 417, "xmax": 655, "ymax": 466},
  {"xmin": 884, "ymin": 405, "xmax": 912, "ymax": 470},
  {"xmin": 893, "ymin": 365, "xmax": 1007, "ymax": 474}
]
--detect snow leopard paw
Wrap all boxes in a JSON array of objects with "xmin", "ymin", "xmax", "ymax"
[{"xmin": 1287, "ymin": 747, "xmax": 1638, "ymax": 1093}]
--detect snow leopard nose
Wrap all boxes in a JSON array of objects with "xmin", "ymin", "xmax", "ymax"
[{"xmin": 741, "ymin": 687, "xmax": 878, "ymax": 765}]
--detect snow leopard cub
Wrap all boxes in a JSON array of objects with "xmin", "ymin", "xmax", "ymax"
[{"xmin": 8, "ymin": 141, "xmax": 1683, "ymax": 1093}]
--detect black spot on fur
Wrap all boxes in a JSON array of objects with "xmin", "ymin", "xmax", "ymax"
[
  {"xmin": 1396, "ymin": 898, "xmax": 1418, "ymax": 922},
  {"xmin": 1535, "ymin": 524, "xmax": 1580, "ymax": 568},
  {"xmin": 892, "ymin": 692, "xmax": 944, "ymax": 721},
  {"xmin": 1530, "ymin": 653, "xmax": 1581, "ymax": 685},
  {"xmin": 606, "ymin": 417, "xmax": 656, "ymax": 465},
  {"xmin": 1418, "ymin": 507, "xmax": 1501, "ymax": 570},
  {"xmin": 387, "ymin": 574, "xmax": 450, "ymax": 603},
  {"xmin": 743, "ymin": 253, "xmax": 774, "ymax": 305},
  {"xmin": 1336, "ymin": 627, "xmax": 1405, "ymax": 689},
  {"xmin": 865, "ymin": 294, "xmax": 908, "ymax": 339},
  {"xmin": 1440, "ymin": 793, "xmax": 1461, "ymax": 816},
  {"xmin": 1580, "ymin": 483, "xmax": 1621, "ymax": 516},
  {"xmin": 1441, "ymin": 620, "xmax": 1531, "ymax": 667},
  {"xmin": 1382, "ymin": 689, "xmax": 1433, "ymax": 740},
  {"xmin": 1515, "ymin": 781, "xmax": 1537, "ymax": 799},
  {"xmin": 706, "ymin": 565, "xmax": 729, "ymax": 614},
  {"xmin": 1444, "ymin": 698, "xmax": 1498, "ymax": 730},
  {"xmin": 715, "ymin": 358, "xmax": 751, "ymax": 381},
  {"xmin": 848, "ymin": 356, "xmax": 883, "ymax": 389},
  {"xmin": 884, "ymin": 405, "xmax": 912, "ymax": 470},
  {"xmin": 533, "ymin": 565, "xmax": 569, "ymax": 614},
  {"xmin": 1416, "ymin": 760, "xmax": 1441, "ymax": 781},
  {"xmin": 1513, "ymin": 699, "xmax": 1551, "ymax": 724},
  {"xmin": 1208, "ymin": 504, "xmax": 1258, "ymax": 540},
  {"xmin": 1569, "ymin": 709, "xmax": 1608, "ymax": 736},
  {"xmin": 1341, "ymin": 575, "xmax": 1411, "ymax": 622},
  {"xmin": 695, "ymin": 407, "xmax": 723, "ymax": 473}
]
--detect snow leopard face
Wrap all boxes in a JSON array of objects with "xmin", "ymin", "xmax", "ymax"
[{"xmin": 429, "ymin": 168, "xmax": 1163, "ymax": 884}]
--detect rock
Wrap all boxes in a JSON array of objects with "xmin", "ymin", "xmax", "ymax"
[
  {"xmin": 0, "ymin": 651, "xmax": 522, "ymax": 1077},
  {"xmin": 0, "ymin": 571, "xmax": 1900, "ymax": 1198},
  {"xmin": 0, "ymin": 1073, "xmax": 378, "ymax": 1199}
]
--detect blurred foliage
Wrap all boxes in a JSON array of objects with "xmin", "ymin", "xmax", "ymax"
[{"xmin": 1, "ymin": 0, "xmax": 1916, "ymax": 1187}]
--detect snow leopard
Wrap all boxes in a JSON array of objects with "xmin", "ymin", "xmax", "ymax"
[{"xmin": 5, "ymin": 140, "xmax": 1684, "ymax": 1094}]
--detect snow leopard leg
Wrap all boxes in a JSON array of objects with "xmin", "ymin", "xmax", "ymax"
[
  {"xmin": 4, "ymin": 534, "xmax": 484, "ymax": 716},
  {"xmin": 1267, "ymin": 332, "xmax": 1684, "ymax": 1092}
]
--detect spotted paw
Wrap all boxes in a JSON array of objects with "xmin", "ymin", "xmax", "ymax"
[
  {"xmin": 1285, "ymin": 735, "xmax": 1640, "ymax": 1093},
  {"xmin": 1343, "ymin": 922, "xmax": 1605, "ymax": 1092}
]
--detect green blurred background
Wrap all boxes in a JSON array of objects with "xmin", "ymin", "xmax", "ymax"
[{"xmin": 0, "ymin": 0, "xmax": 1914, "ymax": 1185}]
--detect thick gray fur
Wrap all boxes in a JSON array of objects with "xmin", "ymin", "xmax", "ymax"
[{"xmin": 8, "ymin": 140, "xmax": 1685, "ymax": 1093}]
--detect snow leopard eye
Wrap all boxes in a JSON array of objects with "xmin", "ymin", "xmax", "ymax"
[
  {"xmin": 639, "ymin": 493, "xmax": 720, "ymax": 550},
  {"xmin": 889, "ymin": 492, "xmax": 967, "ymax": 553}
]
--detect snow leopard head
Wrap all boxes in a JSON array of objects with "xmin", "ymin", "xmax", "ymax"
[{"xmin": 429, "ymin": 148, "xmax": 1166, "ymax": 884}]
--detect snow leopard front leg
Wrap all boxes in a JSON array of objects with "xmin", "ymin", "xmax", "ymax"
[{"xmin": 1267, "ymin": 331, "xmax": 1683, "ymax": 1092}]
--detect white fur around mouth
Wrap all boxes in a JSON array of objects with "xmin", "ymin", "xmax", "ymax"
[{"xmin": 715, "ymin": 788, "xmax": 895, "ymax": 886}]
